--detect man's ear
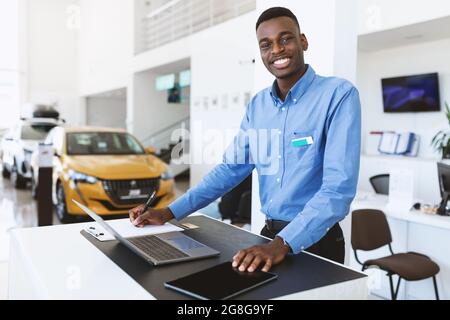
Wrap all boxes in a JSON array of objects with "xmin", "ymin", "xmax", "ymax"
[{"xmin": 301, "ymin": 33, "xmax": 309, "ymax": 51}]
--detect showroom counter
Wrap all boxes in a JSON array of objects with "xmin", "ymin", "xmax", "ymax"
[{"xmin": 8, "ymin": 214, "xmax": 367, "ymax": 300}]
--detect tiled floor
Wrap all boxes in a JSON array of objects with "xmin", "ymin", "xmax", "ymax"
[{"xmin": 0, "ymin": 170, "xmax": 45, "ymax": 300}]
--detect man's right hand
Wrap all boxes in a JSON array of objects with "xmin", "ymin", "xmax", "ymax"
[{"xmin": 129, "ymin": 205, "xmax": 175, "ymax": 228}]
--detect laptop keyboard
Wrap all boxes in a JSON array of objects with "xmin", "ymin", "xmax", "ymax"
[{"xmin": 129, "ymin": 236, "xmax": 189, "ymax": 262}]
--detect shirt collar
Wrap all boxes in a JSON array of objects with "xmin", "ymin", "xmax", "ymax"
[{"xmin": 270, "ymin": 64, "xmax": 316, "ymax": 106}]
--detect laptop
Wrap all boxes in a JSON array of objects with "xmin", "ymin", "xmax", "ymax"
[{"xmin": 73, "ymin": 200, "xmax": 220, "ymax": 266}]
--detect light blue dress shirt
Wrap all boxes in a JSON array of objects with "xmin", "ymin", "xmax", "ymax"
[{"xmin": 169, "ymin": 65, "xmax": 361, "ymax": 254}]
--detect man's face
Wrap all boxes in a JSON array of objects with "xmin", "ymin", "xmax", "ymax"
[{"xmin": 257, "ymin": 17, "xmax": 308, "ymax": 80}]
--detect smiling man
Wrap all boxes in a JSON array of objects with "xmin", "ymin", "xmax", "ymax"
[{"xmin": 129, "ymin": 7, "xmax": 361, "ymax": 273}]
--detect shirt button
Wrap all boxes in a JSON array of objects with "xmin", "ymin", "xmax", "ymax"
[
  {"xmin": 327, "ymin": 228, "xmax": 330, "ymax": 232},
  {"xmin": 301, "ymin": 246, "xmax": 305, "ymax": 250},
  {"xmin": 276, "ymin": 178, "xmax": 280, "ymax": 183},
  {"xmin": 293, "ymin": 99, "xmax": 297, "ymax": 103},
  {"xmin": 282, "ymin": 107, "xmax": 286, "ymax": 112},
  {"xmin": 278, "ymin": 155, "xmax": 282, "ymax": 159},
  {"xmin": 270, "ymin": 199, "xmax": 273, "ymax": 203},
  {"xmin": 278, "ymin": 130, "xmax": 282, "ymax": 135}
]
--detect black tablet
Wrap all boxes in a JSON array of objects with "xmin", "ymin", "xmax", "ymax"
[{"xmin": 164, "ymin": 262, "xmax": 278, "ymax": 300}]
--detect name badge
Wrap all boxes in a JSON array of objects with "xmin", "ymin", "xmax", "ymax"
[{"xmin": 292, "ymin": 136, "xmax": 314, "ymax": 148}]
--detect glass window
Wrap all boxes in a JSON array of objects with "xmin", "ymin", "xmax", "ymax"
[
  {"xmin": 21, "ymin": 124, "xmax": 56, "ymax": 140},
  {"xmin": 66, "ymin": 132, "xmax": 145, "ymax": 155}
]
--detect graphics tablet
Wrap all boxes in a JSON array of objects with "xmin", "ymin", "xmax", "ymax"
[{"xmin": 164, "ymin": 262, "xmax": 278, "ymax": 300}]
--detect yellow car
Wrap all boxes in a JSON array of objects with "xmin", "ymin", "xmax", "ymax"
[{"xmin": 30, "ymin": 126, "xmax": 175, "ymax": 222}]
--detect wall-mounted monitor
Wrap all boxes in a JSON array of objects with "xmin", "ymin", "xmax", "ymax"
[
  {"xmin": 382, "ymin": 73, "xmax": 441, "ymax": 113},
  {"xmin": 156, "ymin": 74, "xmax": 175, "ymax": 91},
  {"xmin": 179, "ymin": 70, "xmax": 191, "ymax": 88}
]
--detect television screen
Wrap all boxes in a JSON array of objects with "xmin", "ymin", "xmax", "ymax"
[
  {"xmin": 156, "ymin": 74, "xmax": 175, "ymax": 91},
  {"xmin": 382, "ymin": 73, "xmax": 440, "ymax": 113},
  {"xmin": 179, "ymin": 70, "xmax": 191, "ymax": 88}
]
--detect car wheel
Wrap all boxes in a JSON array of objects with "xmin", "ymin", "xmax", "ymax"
[
  {"xmin": 31, "ymin": 171, "xmax": 38, "ymax": 199},
  {"xmin": 1, "ymin": 163, "xmax": 10, "ymax": 179},
  {"xmin": 11, "ymin": 162, "xmax": 26, "ymax": 189},
  {"xmin": 56, "ymin": 183, "xmax": 71, "ymax": 223}
]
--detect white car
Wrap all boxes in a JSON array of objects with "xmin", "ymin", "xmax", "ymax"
[{"xmin": 1, "ymin": 117, "xmax": 63, "ymax": 188}]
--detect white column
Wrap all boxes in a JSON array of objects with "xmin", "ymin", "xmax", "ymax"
[{"xmin": 252, "ymin": 0, "xmax": 358, "ymax": 265}]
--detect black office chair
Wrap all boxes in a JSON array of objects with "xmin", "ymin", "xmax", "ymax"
[
  {"xmin": 370, "ymin": 174, "xmax": 390, "ymax": 195},
  {"xmin": 218, "ymin": 174, "xmax": 252, "ymax": 224}
]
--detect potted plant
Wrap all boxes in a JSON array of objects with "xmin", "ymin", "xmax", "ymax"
[{"xmin": 431, "ymin": 102, "xmax": 450, "ymax": 159}]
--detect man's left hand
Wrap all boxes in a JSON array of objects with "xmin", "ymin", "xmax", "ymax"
[{"xmin": 232, "ymin": 236, "xmax": 290, "ymax": 273}]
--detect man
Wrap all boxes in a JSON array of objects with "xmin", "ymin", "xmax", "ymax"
[{"xmin": 129, "ymin": 7, "xmax": 361, "ymax": 273}]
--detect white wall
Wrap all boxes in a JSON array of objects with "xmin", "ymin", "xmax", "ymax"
[
  {"xmin": 189, "ymin": 12, "xmax": 256, "ymax": 187},
  {"xmin": 0, "ymin": 0, "xmax": 23, "ymax": 128},
  {"xmin": 78, "ymin": 0, "xmax": 133, "ymax": 96},
  {"xmin": 358, "ymin": 0, "xmax": 450, "ymax": 34},
  {"xmin": 130, "ymin": 71, "xmax": 190, "ymax": 143},
  {"xmin": 27, "ymin": 0, "xmax": 81, "ymax": 124},
  {"xmin": 0, "ymin": 0, "xmax": 20, "ymax": 70},
  {"xmin": 133, "ymin": 37, "xmax": 192, "ymax": 74},
  {"xmin": 357, "ymin": 38, "xmax": 450, "ymax": 159},
  {"xmin": 86, "ymin": 97, "xmax": 127, "ymax": 129}
]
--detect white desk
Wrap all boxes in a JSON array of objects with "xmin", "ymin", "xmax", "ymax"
[
  {"xmin": 351, "ymin": 192, "xmax": 450, "ymax": 300},
  {"xmin": 8, "ymin": 215, "xmax": 368, "ymax": 300},
  {"xmin": 353, "ymin": 193, "xmax": 450, "ymax": 231}
]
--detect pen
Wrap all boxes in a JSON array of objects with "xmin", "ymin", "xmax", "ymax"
[{"xmin": 142, "ymin": 188, "xmax": 158, "ymax": 213}]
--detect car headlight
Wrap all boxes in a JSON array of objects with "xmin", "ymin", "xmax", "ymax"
[
  {"xmin": 161, "ymin": 167, "xmax": 174, "ymax": 181},
  {"xmin": 68, "ymin": 170, "xmax": 98, "ymax": 184}
]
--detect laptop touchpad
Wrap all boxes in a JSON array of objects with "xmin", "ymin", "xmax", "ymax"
[{"xmin": 166, "ymin": 237, "xmax": 204, "ymax": 250}]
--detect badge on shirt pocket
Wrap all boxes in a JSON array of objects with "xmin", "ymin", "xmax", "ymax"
[
  {"xmin": 289, "ymin": 130, "xmax": 317, "ymax": 165},
  {"xmin": 291, "ymin": 136, "xmax": 314, "ymax": 148}
]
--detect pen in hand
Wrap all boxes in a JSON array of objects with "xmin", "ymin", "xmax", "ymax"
[{"xmin": 141, "ymin": 189, "xmax": 158, "ymax": 214}]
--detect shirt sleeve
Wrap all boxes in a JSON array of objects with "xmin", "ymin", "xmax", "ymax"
[
  {"xmin": 278, "ymin": 86, "xmax": 362, "ymax": 254},
  {"xmin": 168, "ymin": 107, "xmax": 256, "ymax": 220}
]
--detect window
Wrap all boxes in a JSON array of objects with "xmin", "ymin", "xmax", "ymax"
[
  {"xmin": 66, "ymin": 132, "xmax": 145, "ymax": 156},
  {"xmin": 21, "ymin": 124, "xmax": 56, "ymax": 141}
]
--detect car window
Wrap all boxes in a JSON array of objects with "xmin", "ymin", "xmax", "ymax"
[
  {"xmin": 21, "ymin": 124, "xmax": 56, "ymax": 140},
  {"xmin": 66, "ymin": 132, "xmax": 145, "ymax": 155}
]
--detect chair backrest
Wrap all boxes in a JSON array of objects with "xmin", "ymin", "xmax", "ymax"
[
  {"xmin": 218, "ymin": 174, "xmax": 252, "ymax": 220},
  {"xmin": 237, "ymin": 190, "xmax": 252, "ymax": 221},
  {"xmin": 369, "ymin": 174, "xmax": 390, "ymax": 195},
  {"xmin": 351, "ymin": 209, "xmax": 392, "ymax": 251}
]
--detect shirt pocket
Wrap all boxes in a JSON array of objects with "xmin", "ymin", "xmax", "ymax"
[{"xmin": 288, "ymin": 130, "xmax": 317, "ymax": 166}]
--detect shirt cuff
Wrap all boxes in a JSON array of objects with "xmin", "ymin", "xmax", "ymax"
[
  {"xmin": 277, "ymin": 226, "xmax": 312, "ymax": 255},
  {"xmin": 168, "ymin": 196, "xmax": 191, "ymax": 221}
]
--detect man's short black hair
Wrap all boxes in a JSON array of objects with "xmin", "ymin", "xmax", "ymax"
[{"xmin": 256, "ymin": 7, "xmax": 300, "ymax": 32}]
